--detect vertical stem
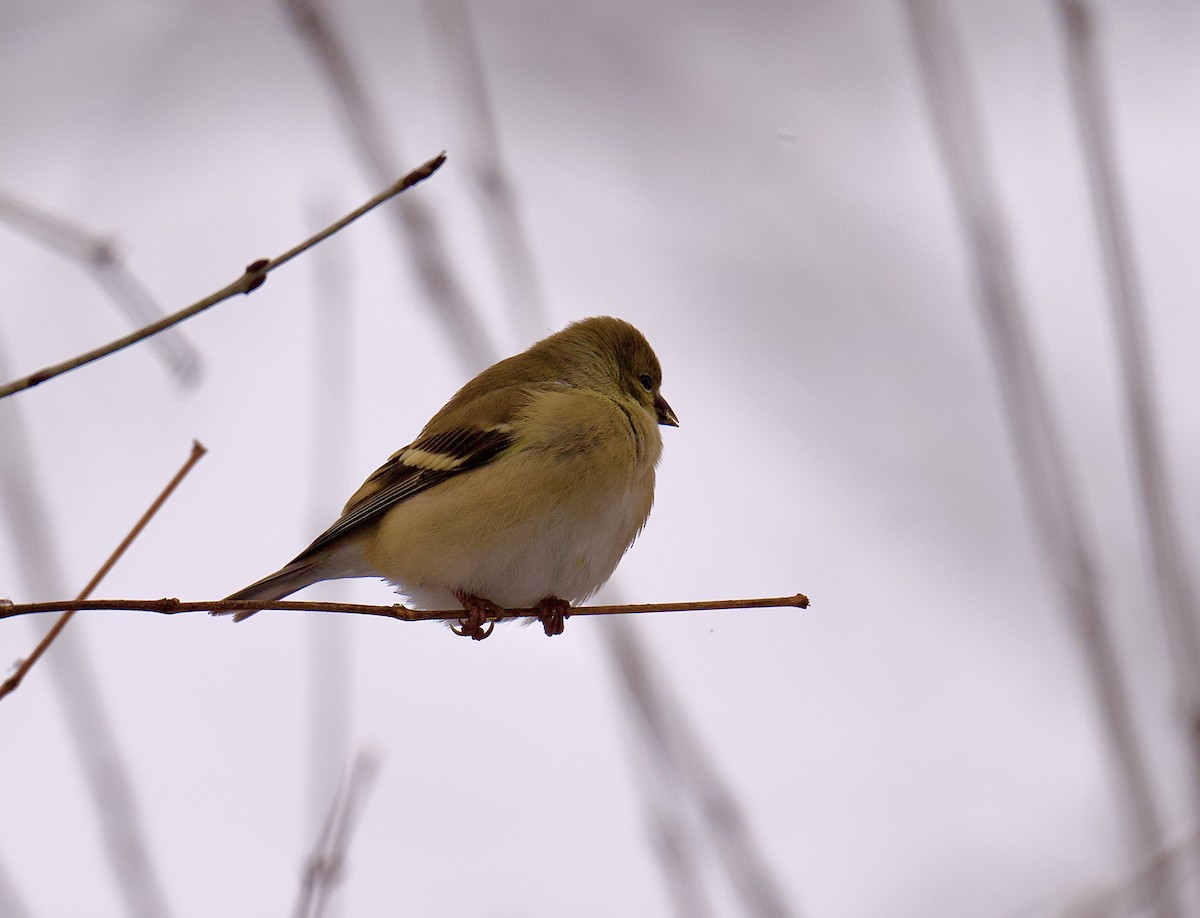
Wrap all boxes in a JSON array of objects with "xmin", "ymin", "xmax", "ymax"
[
  {"xmin": 903, "ymin": 2, "xmax": 1184, "ymax": 913},
  {"xmin": 0, "ymin": 341, "xmax": 179, "ymax": 917},
  {"xmin": 424, "ymin": 0, "xmax": 549, "ymax": 344},
  {"xmin": 1056, "ymin": 0, "xmax": 1200, "ymax": 851},
  {"xmin": 283, "ymin": 0, "xmax": 498, "ymax": 370},
  {"xmin": 303, "ymin": 196, "xmax": 355, "ymax": 918}
]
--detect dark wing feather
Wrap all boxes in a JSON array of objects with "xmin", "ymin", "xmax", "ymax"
[{"xmin": 292, "ymin": 425, "xmax": 515, "ymax": 562}]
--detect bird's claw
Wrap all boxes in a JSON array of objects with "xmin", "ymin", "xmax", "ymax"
[
  {"xmin": 452, "ymin": 592, "xmax": 500, "ymax": 641},
  {"xmin": 534, "ymin": 596, "xmax": 571, "ymax": 637},
  {"xmin": 450, "ymin": 593, "xmax": 571, "ymax": 639}
]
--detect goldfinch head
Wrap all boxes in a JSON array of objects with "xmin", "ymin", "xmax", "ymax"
[{"xmin": 546, "ymin": 316, "xmax": 678, "ymax": 427}]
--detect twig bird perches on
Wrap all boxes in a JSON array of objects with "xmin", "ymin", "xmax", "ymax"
[
  {"xmin": 0, "ymin": 595, "xmax": 811, "ymax": 640},
  {"xmin": 219, "ymin": 317, "xmax": 682, "ymax": 639}
]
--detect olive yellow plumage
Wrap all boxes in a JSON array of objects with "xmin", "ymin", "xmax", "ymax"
[{"xmin": 219, "ymin": 316, "xmax": 677, "ymax": 635}]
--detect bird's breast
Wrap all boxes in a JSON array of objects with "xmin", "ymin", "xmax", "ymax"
[{"xmin": 362, "ymin": 392, "xmax": 659, "ymax": 609}]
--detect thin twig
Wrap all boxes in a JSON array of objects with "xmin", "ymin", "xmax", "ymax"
[
  {"xmin": 0, "ymin": 189, "xmax": 201, "ymax": 387},
  {"xmin": 0, "ymin": 593, "xmax": 809, "ymax": 624},
  {"xmin": 0, "ymin": 154, "xmax": 446, "ymax": 400},
  {"xmin": 292, "ymin": 751, "xmax": 383, "ymax": 918},
  {"xmin": 904, "ymin": 2, "xmax": 1184, "ymax": 915},
  {"xmin": 0, "ymin": 441, "xmax": 207, "ymax": 701}
]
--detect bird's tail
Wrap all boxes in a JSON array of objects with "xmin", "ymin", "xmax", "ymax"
[
  {"xmin": 217, "ymin": 560, "xmax": 326, "ymax": 622},
  {"xmin": 218, "ymin": 538, "xmax": 372, "ymax": 622}
]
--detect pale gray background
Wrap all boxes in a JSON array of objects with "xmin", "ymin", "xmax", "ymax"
[{"xmin": 2, "ymin": 1, "xmax": 1198, "ymax": 916}]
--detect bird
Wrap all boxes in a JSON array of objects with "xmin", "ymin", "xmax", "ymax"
[{"xmin": 217, "ymin": 316, "xmax": 678, "ymax": 638}]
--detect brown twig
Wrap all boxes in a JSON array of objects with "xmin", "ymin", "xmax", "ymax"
[
  {"xmin": 0, "ymin": 154, "xmax": 446, "ymax": 400},
  {"xmin": 0, "ymin": 441, "xmax": 207, "ymax": 701},
  {"xmin": 0, "ymin": 593, "xmax": 809, "ymax": 627}
]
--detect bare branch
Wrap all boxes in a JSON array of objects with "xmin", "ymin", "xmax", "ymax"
[
  {"xmin": 0, "ymin": 441, "xmax": 207, "ymax": 701},
  {"xmin": 0, "ymin": 189, "xmax": 201, "ymax": 387},
  {"xmin": 0, "ymin": 153, "xmax": 446, "ymax": 400},
  {"xmin": 0, "ymin": 593, "xmax": 809, "ymax": 628}
]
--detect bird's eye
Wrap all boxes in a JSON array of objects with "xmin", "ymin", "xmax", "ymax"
[{"xmin": 638, "ymin": 374, "xmax": 653, "ymax": 391}]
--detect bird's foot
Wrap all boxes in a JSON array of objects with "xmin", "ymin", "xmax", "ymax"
[
  {"xmin": 452, "ymin": 592, "xmax": 500, "ymax": 641},
  {"xmin": 533, "ymin": 596, "xmax": 571, "ymax": 637}
]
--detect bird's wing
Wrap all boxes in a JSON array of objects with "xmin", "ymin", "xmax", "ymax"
[
  {"xmin": 289, "ymin": 382, "xmax": 582, "ymax": 563},
  {"xmin": 292, "ymin": 422, "xmax": 517, "ymax": 562}
]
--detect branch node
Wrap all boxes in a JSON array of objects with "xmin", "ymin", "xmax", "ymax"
[{"xmin": 242, "ymin": 259, "xmax": 270, "ymax": 292}]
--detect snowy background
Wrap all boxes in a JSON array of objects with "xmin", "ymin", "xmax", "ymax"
[{"xmin": 2, "ymin": 1, "xmax": 1199, "ymax": 916}]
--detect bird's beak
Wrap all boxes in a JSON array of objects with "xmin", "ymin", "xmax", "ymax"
[{"xmin": 654, "ymin": 393, "xmax": 679, "ymax": 427}]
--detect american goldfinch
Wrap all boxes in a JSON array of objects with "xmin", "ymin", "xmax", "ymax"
[{"xmin": 219, "ymin": 316, "xmax": 678, "ymax": 638}]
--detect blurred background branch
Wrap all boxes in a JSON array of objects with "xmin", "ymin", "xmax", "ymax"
[
  {"xmin": 0, "ymin": 189, "xmax": 201, "ymax": 389},
  {"xmin": 1055, "ymin": 0, "xmax": 1200, "ymax": 866},
  {"xmin": 293, "ymin": 750, "xmax": 382, "ymax": 918},
  {"xmin": 0, "ymin": 341, "xmax": 174, "ymax": 918},
  {"xmin": 0, "ymin": 855, "xmax": 35, "ymax": 918},
  {"xmin": 303, "ymin": 193, "xmax": 355, "ymax": 918},
  {"xmin": 424, "ymin": 0, "xmax": 549, "ymax": 343},
  {"xmin": 609, "ymin": 621, "xmax": 799, "ymax": 918},
  {"xmin": 904, "ymin": 1, "xmax": 1186, "ymax": 914},
  {"xmin": 284, "ymin": 0, "xmax": 498, "ymax": 369},
  {"xmin": 0, "ymin": 155, "xmax": 444, "ymax": 399}
]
